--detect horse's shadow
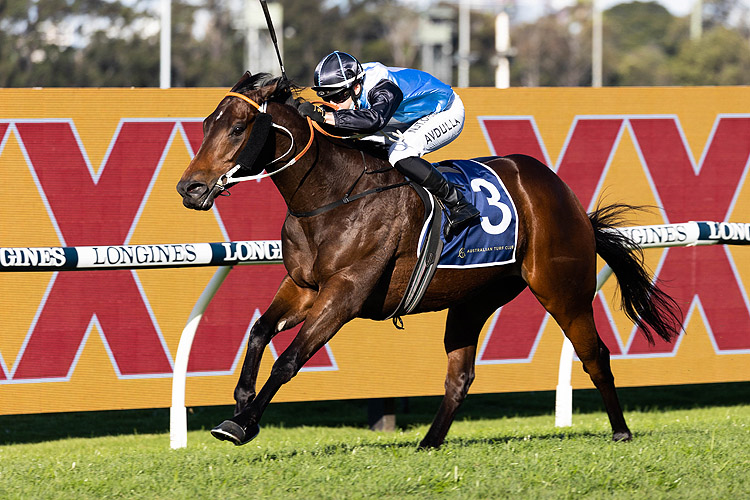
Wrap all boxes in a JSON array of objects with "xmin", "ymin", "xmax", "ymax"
[
  {"xmin": 233, "ymin": 430, "xmax": 614, "ymax": 464},
  {"xmin": 236, "ymin": 424, "xmax": 728, "ymax": 464},
  {"xmin": 2, "ymin": 382, "xmax": 746, "ymax": 445}
]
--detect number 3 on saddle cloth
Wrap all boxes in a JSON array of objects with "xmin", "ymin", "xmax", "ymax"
[
  {"xmin": 424, "ymin": 159, "xmax": 519, "ymax": 268},
  {"xmin": 389, "ymin": 158, "xmax": 519, "ymax": 326}
]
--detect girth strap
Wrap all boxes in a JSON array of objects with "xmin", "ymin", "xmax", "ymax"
[{"xmin": 386, "ymin": 182, "xmax": 444, "ymax": 328}]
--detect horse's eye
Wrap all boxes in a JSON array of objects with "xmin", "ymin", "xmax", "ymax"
[{"xmin": 231, "ymin": 124, "xmax": 246, "ymax": 136}]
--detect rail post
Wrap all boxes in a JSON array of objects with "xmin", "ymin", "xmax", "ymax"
[{"xmin": 170, "ymin": 265, "xmax": 233, "ymax": 449}]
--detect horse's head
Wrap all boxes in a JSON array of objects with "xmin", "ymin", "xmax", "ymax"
[{"xmin": 176, "ymin": 72, "xmax": 297, "ymax": 210}]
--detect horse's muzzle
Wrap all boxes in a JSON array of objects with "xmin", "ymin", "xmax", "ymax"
[{"xmin": 176, "ymin": 179, "xmax": 219, "ymax": 210}]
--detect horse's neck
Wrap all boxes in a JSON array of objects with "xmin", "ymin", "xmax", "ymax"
[{"xmin": 269, "ymin": 107, "xmax": 391, "ymax": 212}]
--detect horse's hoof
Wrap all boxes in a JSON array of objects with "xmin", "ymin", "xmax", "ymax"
[
  {"xmin": 417, "ymin": 438, "xmax": 442, "ymax": 450},
  {"xmin": 613, "ymin": 431, "xmax": 632, "ymax": 442},
  {"xmin": 211, "ymin": 420, "xmax": 260, "ymax": 446}
]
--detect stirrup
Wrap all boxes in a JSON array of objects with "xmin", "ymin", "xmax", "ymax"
[{"xmin": 443, "ymin": 204, "xmax": 480, "ymax": 239}]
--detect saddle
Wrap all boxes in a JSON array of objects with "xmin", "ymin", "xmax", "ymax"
[{"xmin": 387, "ymin": 158, "xmax": 519, "ymax": 328}]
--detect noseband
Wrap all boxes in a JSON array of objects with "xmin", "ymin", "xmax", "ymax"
[{"xmin": 215, "ymin": 91, "xmax": 315, "ymax": 191}]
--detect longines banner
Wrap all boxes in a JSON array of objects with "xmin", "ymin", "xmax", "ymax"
[{"xmin": 1, "ymin": 87, "xmax": 748, "ymax": 415}]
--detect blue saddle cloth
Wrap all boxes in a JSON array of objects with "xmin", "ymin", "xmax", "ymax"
[{"xmin": 419, "ymin": 159, "xmax": 518, "ymax": 268}]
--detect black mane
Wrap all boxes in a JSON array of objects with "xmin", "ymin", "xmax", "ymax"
[{"xmin": 231, "ymin": 72, "xmax": 300, "ymax": 106}]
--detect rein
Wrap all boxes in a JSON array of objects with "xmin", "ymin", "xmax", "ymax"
[
  {"xmin": 309, "ymin": 101, "xmax": 367, "ymax": 141},
  {"xmin": 288, "ymin": 150, "xmax": 409, "ymax": 218}
]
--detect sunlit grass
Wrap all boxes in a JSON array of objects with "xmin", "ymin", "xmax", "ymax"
[{"xmin": 1, "ymin": 395, "xmax": 748, "ymax": 499}]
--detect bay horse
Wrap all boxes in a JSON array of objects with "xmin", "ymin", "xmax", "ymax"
[{"xmin": 176, "ymin": 73, "xmax": 682, "ymax": 448}]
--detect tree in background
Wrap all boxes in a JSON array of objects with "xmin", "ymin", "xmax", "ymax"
[
  {"xmin": 272, "ymin": 0, "xmax": 336, "ymax": 85},
  {"xmin": 603, "ymin": 0, "xmax": 677, "ymax": 85},
  {"xmin": 0, "ymin": 0, "xmax": 159, "ymax": 86},
  {"xmin": 671, "ymin": 26, "xmax": 750, "ymax": 85},
  {"xmin": 169, "ymin": 0, "xmax": 244, "ymax": 87},
  {"xmin": 1, "ymin": 0, "xmax": 749, "ymax": 88},
  {"xmin": 509, "ymin": 0, "xmax": 750, "ymax": 87},
  {"xmin": 510, "ymin": 3, "xmax": 594, "ymax": 86}
]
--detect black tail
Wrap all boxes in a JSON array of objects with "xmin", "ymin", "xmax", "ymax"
[{"xmin": 589, "ymin": 203, "xmax": 683, "ymax": 344}]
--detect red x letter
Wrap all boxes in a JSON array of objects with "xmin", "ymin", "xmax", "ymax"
[
  {"xmin": 477, "ymin": 117, "xmax": 624, "ymax": 362},
  {"xmin": 627, "ymin": 117, "xmax": 750, "ymax": 354},
  {"xmin": 10, "ymin": 121, "xmax": 175, "ymax": 380}
]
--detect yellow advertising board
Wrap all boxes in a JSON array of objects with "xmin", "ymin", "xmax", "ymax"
[{"xmin": 1, "ymin": 86, "xmax": 748, "ymax": 415}]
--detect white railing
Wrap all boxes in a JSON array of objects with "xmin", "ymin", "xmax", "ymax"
[
  {"xmin": 0, "ymin": 240, "xmax": 283, "ymax": 449},
  {"xmin": 0, "ymin": 240, "xmax": 283, "ymax": 272}
]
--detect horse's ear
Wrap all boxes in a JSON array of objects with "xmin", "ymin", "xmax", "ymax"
[{"xmin": 230, "ymin": 72, "xmax": 253, "ymax": 93}]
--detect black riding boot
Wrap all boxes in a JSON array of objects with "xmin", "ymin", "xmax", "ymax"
[{"xmin": 395, "ymin": 157, "xmax": 480, "ymax": 239}]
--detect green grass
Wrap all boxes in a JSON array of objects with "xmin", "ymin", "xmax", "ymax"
[{"xmin": 1, "ymin": 383, "xmax": 749, "ymax": 499}]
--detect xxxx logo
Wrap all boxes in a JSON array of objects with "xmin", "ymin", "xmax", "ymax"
[
  {"xmin": 0, "ymin": 120, "xmax": 176, "ymax": 382},
  {"xmin": 0, "ymin": 119, "xmax": 335, "ymax": 384},
  {"xmin": 1, "ymin": 114, "xmax": 748, "ymax": 384},
  {"xmin": 476, "ymin": 115, "xmax": 750, "ymax": 363}
]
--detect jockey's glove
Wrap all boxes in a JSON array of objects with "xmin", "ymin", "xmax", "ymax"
[{"xmin": 298, "ymin": 102, "xmax": 326, "ymax": 123}]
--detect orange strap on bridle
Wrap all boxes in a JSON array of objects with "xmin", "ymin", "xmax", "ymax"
[
  {"xmin": 221, "ymin": 92, "xmax": 365, "ymax": 181},
  {"xmin": 311, "ymin": 100, "xmax": 341, "ymax": 111},
  {"xmin": 311, "ymin": 120, "xmax": 342, "ymax": 138},
  {"xmin": 225, "ymin": 91, "xmax": 263, "ymax": 111},
  {"xmin": 226, "ymin": 92, "xmax": 350, "ymax": 140},
  {"xmin": 297, "ymin": 118, "xmax": 315, "ymax": 160}
]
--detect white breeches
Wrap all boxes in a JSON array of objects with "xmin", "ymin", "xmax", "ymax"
[{"xmin": 387, "ymin": 94, "xmax": 465, "ymax": 166}]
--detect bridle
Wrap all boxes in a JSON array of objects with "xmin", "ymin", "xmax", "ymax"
[
  {"xmin": 217, "ymin": 92, "xmax": 362, "ymax": 191},
  {"xmin": 214, "ymin": 91, "xmax": 315, "ymax": 191}
]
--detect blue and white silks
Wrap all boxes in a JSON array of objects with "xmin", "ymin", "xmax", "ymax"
[{"xmin": 358, "ymin": 62, "xmax": 455, "ymax": 127}]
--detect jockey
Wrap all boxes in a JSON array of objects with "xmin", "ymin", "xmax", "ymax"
[{"xmin": 298, "ymin": 50, "xmax": 480, "ymax": 239}]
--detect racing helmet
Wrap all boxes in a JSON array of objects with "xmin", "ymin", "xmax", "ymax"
[{"xmin": 311, "ymin": 51, "xmax": 365, "ymax": 103}]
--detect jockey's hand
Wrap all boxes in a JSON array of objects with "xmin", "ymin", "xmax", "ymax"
[{"xmin": 298, "ymin": 102, "xmax": 326, "ymax": 123}]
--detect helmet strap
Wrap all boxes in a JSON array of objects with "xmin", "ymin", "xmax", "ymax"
[{"xmin": 350, "ymin": 81, "xmax": 363, "ymax": 110}]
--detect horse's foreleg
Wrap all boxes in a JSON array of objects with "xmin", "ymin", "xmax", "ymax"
[
  {"xmin": 419, "ymin": 305, "xmax": 487, "ymax": 449},
  {"xmin": 233, "ymin": 275, "xmax": 316, "ymax": 415},
  {"xmin": 214, "ymin": 272, "xmax": 370, "ymax": 446}
]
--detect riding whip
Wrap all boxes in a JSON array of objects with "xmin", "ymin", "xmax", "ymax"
[{"xmin": 259, "ymin": 0, "xmax": 287, "ymax": 81}]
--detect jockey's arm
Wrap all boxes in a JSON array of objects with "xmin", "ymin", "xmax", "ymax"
[{"xmin": 330, "ymin": 79, "xmax": 404, "ymax": 134}]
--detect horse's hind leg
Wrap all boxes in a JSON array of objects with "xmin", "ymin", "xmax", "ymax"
[
  {"xmin": 232, "ymin": 275, "xmax": 316, "ymax": 415},
  {"xmin": 521, "ymin": 190, "xmax": 632, "ymax": 441},
  {"xmin": 419, "ymin": 297, "xmax": 505, "ymax": 449},
  {"xmin": 559, "ymin": 309, "xmax": 631, "ymax": 441},
  {"xmin": 532, "ymin": 286, "xmax": 632, "ymax": 441}
]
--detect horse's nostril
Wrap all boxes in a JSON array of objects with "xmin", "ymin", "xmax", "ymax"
[
  {"xmin": 186, "ymin": 182, "xmax": 207, "ymax": 196},
  {"xmin": 177, "ymin": 180, "xmax": 208, "ymax": 198}
]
